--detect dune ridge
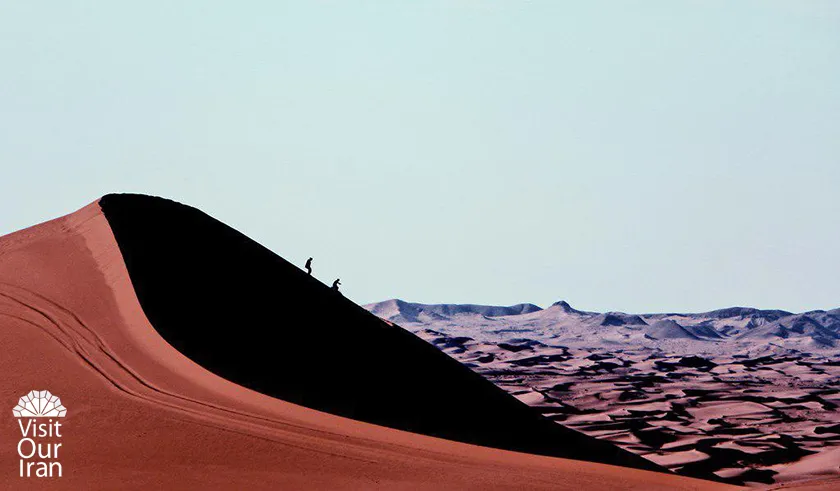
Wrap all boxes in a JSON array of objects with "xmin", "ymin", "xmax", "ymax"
[{"xmin": 97, "ymin": 193, "xmax": 662, "ymax": 471}]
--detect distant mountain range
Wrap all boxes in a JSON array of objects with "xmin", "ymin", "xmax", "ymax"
[{"xmin": 365, "ymin": 299, "xmax": 840, "ymax": 353}]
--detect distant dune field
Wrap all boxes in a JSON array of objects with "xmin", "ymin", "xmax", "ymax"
[{"xmin": 366, "ymin": 299, "xmax": 840, "ymax": 487}]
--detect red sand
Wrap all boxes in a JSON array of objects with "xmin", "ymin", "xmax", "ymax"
[
  {"xmin": 766, "ymin": 479, "xmax": 840, "ymax": 491},
  {"xmin": 0, "ymin": 202, "xmax": 738, "ymax": 490}
]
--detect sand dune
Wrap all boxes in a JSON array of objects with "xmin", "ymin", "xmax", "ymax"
[
  {"xmin": 0, "ymin": 195, "xmax": 734, "ymax": 490},
  {"xmin": 647, "ymin": 320, "xmax": 703, "ymax": 340}
]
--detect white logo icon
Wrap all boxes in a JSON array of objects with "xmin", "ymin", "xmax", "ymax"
[
  {"xmin": 13, "ymin": 390, "xmax": 67, "ymax": 478},
  {"xmin": 13, "ymin": 390, "xmax": 67, "ymax": 418}
]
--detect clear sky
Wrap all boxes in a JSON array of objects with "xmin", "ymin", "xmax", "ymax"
[{"xmin": 1, "ymin": 2, "xmax": 838, "ymax": 313}]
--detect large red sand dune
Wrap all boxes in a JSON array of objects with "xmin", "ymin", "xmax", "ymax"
[{"xmin": 0, "ymin": 196, "xmax": 739, "ymax": 490}]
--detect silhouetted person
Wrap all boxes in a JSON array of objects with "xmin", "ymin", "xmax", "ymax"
[
  {"xmin": 305, "ymin": 257, "xmax": 313, "ymax": 275},
  {"xmin": 332, "ymin": 278, "xmax": 341, "ymax": 292}
]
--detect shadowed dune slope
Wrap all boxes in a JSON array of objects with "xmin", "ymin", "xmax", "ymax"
[{"xmin": 99, "ymin": 193, "xmax": 663, "ymax": 472}]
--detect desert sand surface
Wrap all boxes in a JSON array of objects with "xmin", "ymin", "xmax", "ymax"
[
  {"xmin": 366, "ymin": 300, "xmax": 840, "ymax": 487},
  {"xmin": 0, "ymin": 195, "xmax": 735, "ymax": 490},
  {"xmin": 765, "ymin": 478, "xmax": 840, "ymax": 490}
]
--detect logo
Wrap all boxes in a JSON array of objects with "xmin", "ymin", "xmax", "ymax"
[{"xmin": 13, "ymin": 390, "xmax": 66, "ymax": 478}]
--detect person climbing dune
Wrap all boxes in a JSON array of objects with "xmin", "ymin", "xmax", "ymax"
[
  {"xmin": 331, "ymin": 278, "xmax": 341, "ymax": 292},
  {"xmin": 305, "ymin": 257, "xmax": 313, "ymax": 275}
]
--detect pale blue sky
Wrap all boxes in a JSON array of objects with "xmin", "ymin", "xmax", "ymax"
[{"xmin": 1, "ymin": 2, "xmax": 838, "ymax": 313}]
